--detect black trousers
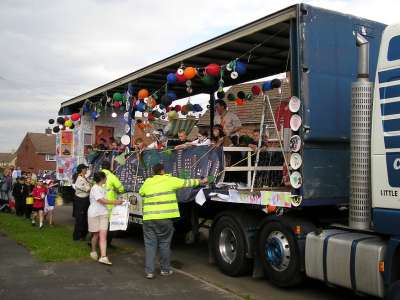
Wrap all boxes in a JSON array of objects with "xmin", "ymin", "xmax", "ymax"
[
  {"xmin": 73, "ymin": 195, "xmax": 90, "ymax": 240},
  {"xmin": 15, "ymin": 197, "xmax": 25, "ymax": 216},
  {"xmin": 25, "ymin": 204, "xmax": 32, "ymax": 218}
]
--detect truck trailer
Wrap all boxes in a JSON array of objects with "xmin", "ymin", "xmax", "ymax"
[{"xmin": 57, "ymin": 4, "xmax": 400, "ymax": 298}]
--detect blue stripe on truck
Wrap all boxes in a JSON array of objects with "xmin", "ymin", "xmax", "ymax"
[
  {"xmin": 380, "ymin": 85, "xmax": 400, "ymax": 100},
  {"xmin": 384, "ymin": 136, "xmax": 400, "ymax": 149},
  {"xmin": 383, "ymin": 119, "xmax": 400, "ymax": 132},
  {"xmin": 381, "ymin": 102, "xmax": 400, "ymax": 116},
  {"xmin": 379, "ymin": 68, "xmax": 400, "ymax": 83},
  {"xmin": 350, "ymin": 237, "xmax": 374, "ymax": 291}
]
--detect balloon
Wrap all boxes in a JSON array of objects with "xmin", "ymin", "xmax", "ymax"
[
  {"xmin": 48, "ymin": 119, "xmax": 55, "ymax": 125},
  {"xmin": 138, "ymin": 89, "xmax": 149, "ymax": 99},
  {"xmin": 57, "ymin": 117, "xmax": 65, "ymax": 125},
  {"xmin": 235, "ymin": 60, "xmax": 247, "ymax": 75},
  {"xmin": 201, "ymin": 75, "xmax": 216, "ymax": 86},
  {"xmin": 136, "ymin": 101, "xmax": 146, "ymax": 112},
  {"xmin": 271, "ymin": 79, "xmax": 282, "ymax": 89},
  {"xmin": 192, "ymin": 104, "xmax": 203, "ymax": 112},
  {"xmin": 91, "ymin": 111, "xmax": 98, "ymax": 120},
  {"xmin": 184, "ymin": 67, "xmax": 197, "ymax": 80},
  {"xmin": 251, "ymin": 85, "xmax": 261, "ymax": 96},
  {"xmin": 235, "ymin": 98, "xmax": 245, "ymax": 106},
  {"xmin": 245, "ymin": 93, "xmax": 253, "ymax": 101},
  {"xmin": 161, "ymin": 95, "xmax": 172, "ymax": 107},
  {"xmin": 176, "ymin": 72, "xmax": 186, "ymax": 82},
  {"xmin": 167, "ymin": 110, "xmax": 178, "ymax": 119},
  {"xmin": 83, "ymin": 103, "xmax": 90, "ymax": 113},
  {"xmin": 216, "ymin": 91, "xmax": 225, "ymax": 100},
  {"xmin": 262, "ymin": 81, "xmax": 272, "ymax": 91},
  {"xmin": 149, "ymin": 97, "xmax": 157, "ymax": 108},
  {"xmin": 69, "ymin": 123, "xmax": 75, "ymax": 130},
  {"xmin": 113, "ymin": 92, "xmax": 123, "ymax": 102},
  {"xmin": 71, "ymin": 113, "xmax": 80, "ymax": 121},
  {"xmin": 205, "ymin": 64, "xmax": 221, "ymax": 77},
  {"xmin": 52, "ymin": 126, "xmax": 60, "ymax": 133},
  {"xmin": 167, "ymin": 73, "xmax": 177, "ymax": 84},
  {"xmin": 64, "ymin": 116, "xmax": 69, "ymax": 121},
  {"xmin": 167, "ymin": 91, "xmax": 177, "ymax": 101},
  {"xmin": 180, "ymin": 106, "xmax": 188, "ymax": 115},
  {"xmin": 185, "ymin": 103, "xmax": 194, "ymax": 111},
  {"xmin": 227, "ymin": 93, "xmax": 236, "ymax": 101},
  {"xmin": 148, "ymin": 113, "xmax": 155, "ymax": 121},
  {"xmin": 237, "ymin": 91, "xmax": 246, "ymax": 99},
  {"xmin": 174, "ymin": 105, "xmax": 181, "ymax": 112},
  {"xmin": 65, "ymin": 120, "xmax": 73, "ymax": 127},
  {"xmin": 152, "ymin": 110, "xmax": 161, "ymax": 118}
]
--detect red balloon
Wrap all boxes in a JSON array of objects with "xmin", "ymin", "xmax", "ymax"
[
  {"xmin": 166, "ymin": 106, "xmax": 171, "ymax": 112},
  {"xmin": 64, "ymin": 116, "xmax": 69, "ymax": 121},
  {"xmin": 205, "ymin": 64, "xmax": 221, "ymax": 77},
  {"xmin": 176, "ymin": 72, "xmax": 186, "ymax": 82},
  {"xmin": 148, "ymin": 113, "xmax": 155, "ymax": 121},
  {"xmin": 174, "ymin": 105, "xmax": 182, "ymax": 112},
  {"xmin": 71, "ymin": 113, "xmax": 81, "ymax": 121},
  {"xmin": 251, "ymin": 85, "xmax": 262, "ymax": 96},
  {"xmin": 114, "ymin": 101, "xmax": 121, "ymax": 108}
]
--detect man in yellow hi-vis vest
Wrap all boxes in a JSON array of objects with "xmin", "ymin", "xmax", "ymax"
[
  {"xmin": 139, "ymin": 163, "xmax": 207, "ymax": 279},
  {"xmin": 101, "ymin": 160, "xmax": 125, "ymax": 245}
]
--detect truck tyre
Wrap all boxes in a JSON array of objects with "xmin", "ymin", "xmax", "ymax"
[
  {"xmin": 212, "ymin": 216, "xmax": 251, "ymax": 276},
  {"xmin": 257, "ymin": 221, "xmax": 303, "ymax": 287}
]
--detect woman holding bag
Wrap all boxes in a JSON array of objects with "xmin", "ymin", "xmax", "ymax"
[{"xmin": 73, "ymin": 164, "xmax": 91, "ymax": 241}]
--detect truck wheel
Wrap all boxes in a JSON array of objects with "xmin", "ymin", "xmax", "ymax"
[
  {"xmin": 258, "ymin": 221, "xmax": 303, "ymax": 287},
  {"xmin": 212, "ymin": 216, "xmax": 250, "ymax": 276}
]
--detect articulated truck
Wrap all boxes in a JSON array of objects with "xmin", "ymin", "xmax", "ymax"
[{"xmin": 58, "ymin": 4, "xmax": 400, "ymax": 298}]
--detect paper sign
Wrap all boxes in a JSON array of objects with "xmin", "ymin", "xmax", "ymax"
[{"xmin": 261, "ymin": 191, "xmax": 292, "ymax": 207}]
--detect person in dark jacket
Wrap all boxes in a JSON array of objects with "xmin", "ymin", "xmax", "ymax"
[
  {"xmin": 12, "ymin": 177, "xmax": 26, "ymax": 216},
  {"xmin": 24, "ymin": 177, "xmax": 35, "ymax": 219}
]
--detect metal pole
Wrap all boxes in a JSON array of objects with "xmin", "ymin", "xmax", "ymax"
[
  {"xmin": 209, "ymin": 91, "xmax": 215, "ymax": 137},
  {"xmin": 251, "ymin": 96, "xmax": 267, "ymax": 192}
]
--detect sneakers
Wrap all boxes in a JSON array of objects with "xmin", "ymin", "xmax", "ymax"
[
  {"xmin": 145, "ymin": 273, "xmax": 155, "ymax": 279},
  {"xmin": 90, "ymin": 251, "xmax": 98, "ymax": 261},
  {"xmin": 160, "ymin": 270, "xmax": 174, "ymax": 276},
  {"xmin": 39, "ymin": 223, "xmax": 44, "ymax": 229},
  {"xmin": 31, "ymin": 220, "xmax": 36, "ymax": 226},
  {"xmin": 98, "ymin": 256, "xmax": 112, "ymax": 265}
]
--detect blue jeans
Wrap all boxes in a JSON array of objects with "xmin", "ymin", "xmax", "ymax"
[{"xmin": 143, "ymin": 219, "xmax": 174, "ymax": 274}]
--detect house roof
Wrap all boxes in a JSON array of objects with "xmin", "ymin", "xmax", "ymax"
[
  {"xmin": 25, "ymin": 133, "xmax": 56, "ymax": 155},
  {"xmin": 197, "ymin": 79, "xmax": 291, "ymax": 126}
]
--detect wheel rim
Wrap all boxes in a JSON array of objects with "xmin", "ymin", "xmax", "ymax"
[
  {"xmin": 218, "ymin": 227, "xmax": 238, "ymax": 264},
  {"xmin": 264, "ymin": 230, "xmax": 291, "ymax": 271}
]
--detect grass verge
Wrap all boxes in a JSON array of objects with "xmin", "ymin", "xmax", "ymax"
[{"xmin": 0, "ymin": 213, "xmax": 89, "ymax": 262}]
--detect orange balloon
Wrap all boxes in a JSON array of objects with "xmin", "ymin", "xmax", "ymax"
[
  {"xmin": 184, "ymin": 67, "xmax": 197, "ymax": 80},
  {"xmin": 235, "ymin": 98, "xmax": 245, "ymax": 106},
  {"xmin": 138, "ymin": 89, "xmax": 149, "ymax": 99}
]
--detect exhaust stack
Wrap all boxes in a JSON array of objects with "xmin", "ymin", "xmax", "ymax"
[{"xmin": 349, "ymin": 33, "xmax": 373, "ymax": 230}]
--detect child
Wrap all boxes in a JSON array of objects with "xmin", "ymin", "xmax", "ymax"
[
  {"xmin": 44, "ymin": 180, "xmax": 58, "ymax": 226},
  {"xmin": 31, "ymin": 180, "xmax": 47, "ymax": 228}
]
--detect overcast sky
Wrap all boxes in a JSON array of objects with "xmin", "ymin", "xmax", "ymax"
[{"xmin": 0, "ymin": 0, "xmax": 398, "ymax": 152}]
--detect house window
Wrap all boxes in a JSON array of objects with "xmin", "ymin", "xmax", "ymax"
[
  {"xmin": 46, "ymin": 154, "xmax": 56, "ymax": 161},
  {"xmin": 388, "ymin": 35, "xmax": 400, "ymax": 61}
]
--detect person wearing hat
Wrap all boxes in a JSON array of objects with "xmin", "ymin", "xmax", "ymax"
[
  {"xmin": 72, "ymin": 164, "xmax": 91, "ymax": 240},
  {"xmin": 12, "ymin": 177, "xmax": 26, "ymax": 216}
]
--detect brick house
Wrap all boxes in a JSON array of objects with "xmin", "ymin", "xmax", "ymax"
[
  {"xmin": 0, "ymin": 153, "xmax": 16, "ymax": 172},
  {"xmin": 15, "ymin": 132, "xmax": 56, "ymax": 173},
  {"xmin": 197, "ymin": 79, "xmax": 291, "ymax": 138}
]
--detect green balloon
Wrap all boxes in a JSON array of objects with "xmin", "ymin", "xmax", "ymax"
[
  {"xmin": 201, "ymin": 75, "xmax": 216, "ymax": 86},
  {"xmin": 227, "ymin": 93, "xmax": 236, "ymax": 101},
  {"xmin": 113, "ymin": 92, "xmax": 123, "ymax": 102},
  {"xmin": 245, "ymin": 93, "xmax": 253, "ymax": 101}
]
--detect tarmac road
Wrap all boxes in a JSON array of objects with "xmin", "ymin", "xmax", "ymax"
[{"xmin": 55, "ymin": 205, "xmax": 374, "ymax": 300}]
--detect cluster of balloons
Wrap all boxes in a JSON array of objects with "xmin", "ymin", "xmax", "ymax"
[{"xmin": 48, "ymin": 113, "xmax": 81, "ymax": 133}]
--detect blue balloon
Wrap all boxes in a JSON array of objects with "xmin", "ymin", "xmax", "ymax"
[
  {"xmin": 136, "ymin": 101, "xmax": 146, "ymax": 112},
  {"xmin": 167, "ymin": 73, "xmax": 177, "ymax": 84},
  {"xmin": 91, "ymin": 111, "xmax": 98, "ymax": 120},
  {"xmin": 262, "ymin": 81, "xmax": 273, "ymax": 91},
  {"xmin": 167, "ymin": 91, "xmax": 177, "ymax": 101},
  {"xmin": 192, "ymin": 104, "xmax": 203, "ymax": 112},
  {"xmin": 235, "ymin": 61, "xmax": 247, "ymax": 75},
  {"xmin": 83, "ymin": 103, "xmax": 90, "ymax": 113}
]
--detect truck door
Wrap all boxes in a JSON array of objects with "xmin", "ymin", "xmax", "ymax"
[{"xmin": 371, "ymin": 24, "xmax": 400, "ymax": 218}]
